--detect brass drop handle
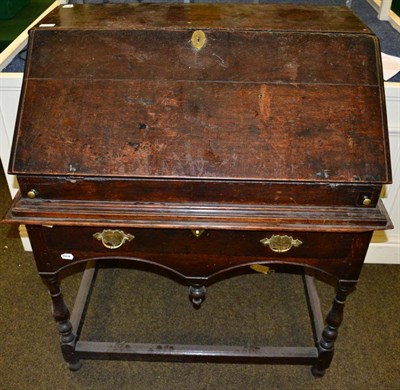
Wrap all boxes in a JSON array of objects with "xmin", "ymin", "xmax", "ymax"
[
  {"xmin": 260, "ymin": 235, "xmax": 303, "ymax": 253},
  {"xmin": 93, "ymin": 229, "xmax": 134, "ymax": 249}
]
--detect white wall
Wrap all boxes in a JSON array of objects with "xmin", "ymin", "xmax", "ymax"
[
  {"xmin": 0, "ymin": 73, "xmax": 22, "ymax": 198},
  {"xmin": 365, "ymin": 82, "xmax": 400, "ymax": 263}
]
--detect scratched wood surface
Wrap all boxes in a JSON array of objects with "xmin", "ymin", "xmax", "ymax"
[
  {"xmin": 12, "ymin": 78, "xmax": 387, "ymax": 182},
  {"xmin": 9, "ymin": 4, "xmax": 390, "ymax": 184},
  {"xmin": 27, "ymin": 29, "xmax": 378, "ymax": 85},
  {"xmin": 39, "ymin": 3, "xmax": 369, "ymax": 32},
  {"xmin": 16, "ymin": 176, "xmax": 383, "ymax": 206}
]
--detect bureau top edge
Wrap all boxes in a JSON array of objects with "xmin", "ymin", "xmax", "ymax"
[{"xmin": 33, "ymin": 4, "xmax": 371, "ymax": 35}]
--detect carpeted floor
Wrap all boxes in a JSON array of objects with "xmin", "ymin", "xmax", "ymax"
[{"xmin": 1, "ymin": 168, "xmax": 400, "ymax": 389}]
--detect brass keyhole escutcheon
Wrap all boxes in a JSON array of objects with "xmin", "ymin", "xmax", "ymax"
[
  {"xmin": 191, "ymin": 229, "xmax": 205, "ymax": 238},
  {"xmin": 191, "ymin": 30, "xmax": 207, "ymax": 50}
]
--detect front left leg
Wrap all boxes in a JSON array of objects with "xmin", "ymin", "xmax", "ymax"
[{"xmin": 41, "ymin": 274, "xmax": 82, "ymax": 371}]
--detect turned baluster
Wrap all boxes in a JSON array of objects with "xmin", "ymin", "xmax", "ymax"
[
  {"xmin": 41, "ymin": 275, "xmax": 82, "ymax": 371},
  {"xmin": 312, "ymin": 281, "xmax": 355, "ymax": 377}
]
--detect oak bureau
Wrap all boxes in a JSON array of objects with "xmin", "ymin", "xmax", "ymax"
[{"xmin": 4, "ymin": 3, "xmax": 392, "ymax": 376}]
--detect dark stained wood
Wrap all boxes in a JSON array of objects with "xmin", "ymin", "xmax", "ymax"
[
  {"xmin": 16, "ymin": 176, "xmax": 383, "ymax": 207},
  {"xmin": 11, "ymin": 75, "xmax": 389, "ymax": 183},
  {"xmin": 26, "ymin": 224, "xmax": 372, "ymax": 282},
  {"xmin": 304, "ymin": 275, "xmax": 325, "ymax": 341},
  {"xmin": 40, "ymin": 274, "xmax": 82, "ymax": 371},
  {"xmin": 75, "ymin": 341, "xmax": 319, "ymax": 364},
  {"xmin": 39, "ymin": 4, "xmax": 369, "ymax": 33},
  {"xmin": 5, "ymin": 195, "xmax": 391, "ymax": 232},
  {"xmin": 27, "ymin": 29, "xmax": 379, "ymax": 85},
  {"xmin": 9, "ymin": 6, "xmax": 390, "ymax": 184},
  {"xmin": 69, "ymin": 261, "xmax": 97, "ymax": 338},
  {"xmin": 4, "ymin": 3, "xmax": 393, "ymax": 375},
  {"xmin": 312, "ymin": 280, "xmax": 356, "ymax": 376}
]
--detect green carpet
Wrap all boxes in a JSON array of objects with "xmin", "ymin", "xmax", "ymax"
[
  {"xmin": 1, "ymin": 164, "xmax": 400, "ymax": 389},
  {"xmin": 0, "ymin": 0, "xmax": 54, "ymax": 52}
]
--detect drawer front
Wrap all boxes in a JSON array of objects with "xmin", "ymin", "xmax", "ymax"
[
  {"xmin": 30, "ymin": 226, "xmax": 371, "ymax": 281},
  {"xmin": 18, "ymin": 176, "xmax": 381, "ymax": 207}
]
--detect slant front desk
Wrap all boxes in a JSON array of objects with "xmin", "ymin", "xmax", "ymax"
[{"xmin": 5, "ymin": 3, "xmax": 392, "ymax": 377}]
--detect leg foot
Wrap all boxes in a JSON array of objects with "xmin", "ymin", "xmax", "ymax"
[
  {"xmin": 311, "ymin": 365, "xmax": 326, "ymax": 378},
  {"xmin": 68, "ymin": 360, "xmax": 83, "ymax": 371}
]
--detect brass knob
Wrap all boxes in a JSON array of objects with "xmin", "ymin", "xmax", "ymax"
[
  {"xmin": 362, "ymin": 197, "xmax": 372, "ymax": 206},
  {"xmin": 27, "ymin": 189, "xmax": 38, "ymax": 199}
]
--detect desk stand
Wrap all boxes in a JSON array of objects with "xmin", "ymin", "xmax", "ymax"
[{"xmin": 41, "ymin": 262, "xmax": 355, "ymax": 377}]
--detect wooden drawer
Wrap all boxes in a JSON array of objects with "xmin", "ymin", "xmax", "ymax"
[
  {"xmin": 17, "ymin": 176, "xmax": 382, "ymax": 207},
  {"xmin": 30, "ymin": 226, "xmax": 371, "ymax": 281}
]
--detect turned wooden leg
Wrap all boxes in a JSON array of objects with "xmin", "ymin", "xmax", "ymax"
[
  {"xmin": 189, "ymin": 284, "xmax": 207, "ymax": 309},
  {"xmin": 41, "ymin": 274, "xmax": 82, "ymax": 371},
  {"xmin": 312, "ymin": 281, "xmax": 355, "ymax": 377}
]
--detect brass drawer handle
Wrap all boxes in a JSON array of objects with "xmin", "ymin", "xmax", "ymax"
[
  {"xmin": 93, "ymin": 229, "xmax": 134, "ymax": 250},
  {"xmin": 260, "ymin": 235, "xmax": 303, "ymax": 253}
]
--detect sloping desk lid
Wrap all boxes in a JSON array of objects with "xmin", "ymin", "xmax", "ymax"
[{"xmin": 9, "ymin": 3, "xmax": 392, "ymax": 184}]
